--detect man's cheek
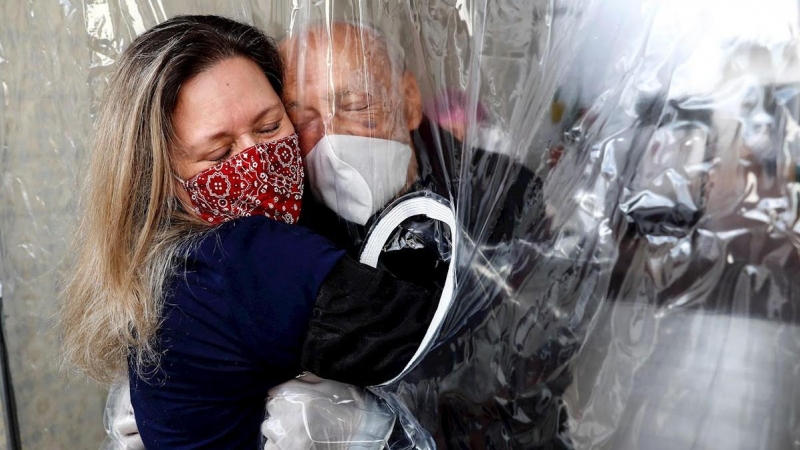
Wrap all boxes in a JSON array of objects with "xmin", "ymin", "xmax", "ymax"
[
  {"xmin": 362, "ymin": 110, "xmax": 405, "ymax": 140},
  {"xmin": 296, "ymin": 125, "xmax": 324, "ymax": 157},
  {"xmin": 327, "ymin": 116, "xmax": 379, "ymax": 139},
  {"xmin": 387, "ymin": 109, "xmax": 414, "ymax": 143}
]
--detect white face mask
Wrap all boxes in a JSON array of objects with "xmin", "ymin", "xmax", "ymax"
[{"xmin": 305, "ymin": 134, "xmax": 413, "ymax": 225}]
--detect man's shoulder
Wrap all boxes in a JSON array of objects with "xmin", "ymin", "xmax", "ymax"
[
  {"xmin": 414, "ymin": 116, "xmax": 534, "ymax": 185},
  {"xmin": 299, "ymin": 193, "xmax": 366, "ymax": 256}
]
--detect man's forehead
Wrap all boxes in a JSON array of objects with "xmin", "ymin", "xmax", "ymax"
[
  {"xmin": 282, "ymin": 24, "xmax": 393, "ymax": 71},
  {"xmin": 285, "ymin": 70, "xmax": 392, "ymax": 104},
  {"xmin": 284, "ymin": 23, "xmax": 380, "ymax": 50},
  {"xmin": 284, "ymin": 45, "xmax": 394, "ymax": 95}
]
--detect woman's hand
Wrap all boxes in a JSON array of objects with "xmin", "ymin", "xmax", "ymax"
[
  {"xmin": 261, "ymin": 373, "xmax": 395, "ymax": 450},
  {"xmin": 104, "ymin": 382, "xmax": 145, "ymax": 450}
]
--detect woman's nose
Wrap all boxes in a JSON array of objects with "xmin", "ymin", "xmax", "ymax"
[{"xmin": 237, "ymin": 133, "xmax": 258, "ymax": 150}]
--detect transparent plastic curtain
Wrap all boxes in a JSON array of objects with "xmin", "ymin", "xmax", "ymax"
[
  {"xmin": 1, "ymin": 2, "xmax": 105, "ymax": 447},
  {"xmin": 3, "ymin": 1, "xmax": 800, "ymax": 449},
  {"xmin": 412, "ymin": 1, "xmax": 800, "ymax": 450},
  {"xmin": 287, "ymin": 0, "xmax": 800, "ymax": 449}
]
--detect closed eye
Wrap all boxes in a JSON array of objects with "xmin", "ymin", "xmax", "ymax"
[
  {"xmin": 343, "ymin": 101, "xmax": 369, "ymax": 111},
  {"xmin": 257, "ymin": 123, "xmax": 281, "ymax": 135},
  {"xmin": 339, "ymin": 91, "xmax": 373, "ymax": 112},
  {"xmin": 210, "ymin": 147, "xmax": 232, "ymax": 162}
]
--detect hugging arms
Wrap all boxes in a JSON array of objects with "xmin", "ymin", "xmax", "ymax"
[
  {"xmin": 61, "ymin": 15, "xmax": 449, "ymax": 449},
  {"xmin": 69, "ymin": 13, "xmax": 538, "ymax": 450}
]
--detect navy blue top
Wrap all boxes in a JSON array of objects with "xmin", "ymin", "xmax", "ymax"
[{"xmin": 129, "ymin": 216, "xmax": 345, "ymax": 449}]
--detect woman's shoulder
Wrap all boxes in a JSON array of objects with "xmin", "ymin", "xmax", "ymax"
[
  {"xmin": 193, "ymin": 215, "xmax": 345, "ymax": 282},
  {"xmin": 202, "ymin": 215, "xmax": 331, "ymax": 253}
]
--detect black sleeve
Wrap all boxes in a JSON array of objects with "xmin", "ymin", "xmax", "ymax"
[
  {"xmin": 487, "ymin": 161, "xmax": 541, "ymax": 243},
  {"xmin": 466, "ymin": 150, "xmax": 545, "ymax": 244},
  {"xmin": 300, "ymin": 255, "xmax": 442, "ymax": 386}
]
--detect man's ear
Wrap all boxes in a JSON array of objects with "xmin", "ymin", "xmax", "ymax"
[{"xmin": 402, "ymin": 71, "xmax": 423, "ymax": 131}]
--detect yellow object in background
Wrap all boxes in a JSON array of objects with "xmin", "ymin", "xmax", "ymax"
[{"xmin": 551, "ymin": 100, "xmax": 566, "ymax": 123}]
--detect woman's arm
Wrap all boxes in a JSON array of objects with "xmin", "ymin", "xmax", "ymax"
[{"xmin": 224, "ymin": 216, "xmax": 442, "ymax": 385}]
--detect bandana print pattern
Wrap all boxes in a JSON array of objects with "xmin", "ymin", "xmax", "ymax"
[{"xmin": 182, "ymin": 134, "xmax": 304, "ymax": 225}]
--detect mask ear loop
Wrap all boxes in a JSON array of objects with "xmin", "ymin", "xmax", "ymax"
[
  {"xmin": 167, "ymin": 144, "xmax": 203, "ymax": 219},
  {"xmin": 171, "ymin": 170, "xmax": 200, "ymax": 219},
  {"xmin": 359, "ymin": 193, "xmax": 457, "ymax": 386},
  {"xmin": 172, "ymin": 173, "xmax": 187, "ymax": 185}
]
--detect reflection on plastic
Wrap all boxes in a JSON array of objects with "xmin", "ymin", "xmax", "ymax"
[
  {"xmin": 101, "ymin": 382, "xmax": 144, "ymax": 450},
  {"xmin": 262, "ymin": 374, "xmax": 395, "ymax": 450},
  {"xmin": 281, "ymin": 0, "xmax": 800, "ymax": 449}
]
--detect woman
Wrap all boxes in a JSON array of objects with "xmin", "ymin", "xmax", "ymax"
[{"xmin": 60, "ymin": 15, "xmax": 440, "ymax": 449}]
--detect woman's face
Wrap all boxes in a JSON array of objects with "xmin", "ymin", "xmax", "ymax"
[{"xmin": 171, "ymin": 56, "xmax": 295, "ymax": 181}]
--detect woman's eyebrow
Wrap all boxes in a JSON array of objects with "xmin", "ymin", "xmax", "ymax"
[
  {"xmin": 193, "ymin": 104, "xmax": 284, "ymax": 146},
  {"xmin": 252, "ymin": 104, "xmax": 283, "ymax": 123},
  {"xmin": 194, "ymin": 129, "xmax": 230, "ymax": 148}
]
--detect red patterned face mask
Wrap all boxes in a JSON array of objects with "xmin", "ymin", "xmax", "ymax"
[{"xmin": 181, "ymin": 134, "xmax": 304, "ymax": 225}]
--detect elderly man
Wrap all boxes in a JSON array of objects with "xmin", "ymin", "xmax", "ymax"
[
  {"xmin": 280, "ymin": 22, "xmax": 538, "ymax": 289},
  {"xmin": 279, "ymin": 22, "xmax": 569, "ymax": 450},
  {"xmin": 282, "ymin": 26, "xmax": 422, "ymax": 216}
]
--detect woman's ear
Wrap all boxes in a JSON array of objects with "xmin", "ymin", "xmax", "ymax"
[{"xmin": 402, "ymin": 71, "xmax": 423, "ymax": 131}]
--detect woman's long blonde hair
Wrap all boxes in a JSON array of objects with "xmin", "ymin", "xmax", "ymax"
[{"xmin": 60, "ymin": 15, "xmax": 285, "ymax": 384}]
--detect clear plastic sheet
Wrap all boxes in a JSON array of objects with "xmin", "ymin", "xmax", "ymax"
[
  {"xmin": 101, "ymin": 381, "xmax": 143, "ymax": 450},
  {"xmin": 283, "ymin": 0, "xmax": 800, "ymax": 449},
  {"xmin": 3, "ymin": 0, "xmax": 800, "ymax": 449},
  {"xmin": 263, "ymin": 374, "xmax": 395, "ymax": 450},
  {"xmin": 2, "ymin": 1, "xmax": 113, "ymax": 447}
]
